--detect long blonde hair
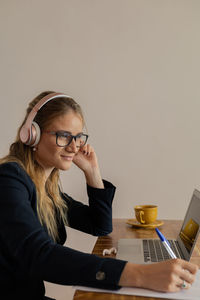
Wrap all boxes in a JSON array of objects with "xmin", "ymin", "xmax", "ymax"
[{"xmin": 0, "ymin": 91, "xmax": 85, "ymax": 241}]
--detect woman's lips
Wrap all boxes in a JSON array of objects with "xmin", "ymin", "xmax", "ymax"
[{"xmin": 60, "ymin": 155, "xmax": 74, "ymax": 161}]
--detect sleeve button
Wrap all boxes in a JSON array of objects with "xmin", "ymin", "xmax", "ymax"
[{"xmin": 96, "ymin": 271, "xmax": 106, "ymax": 280}]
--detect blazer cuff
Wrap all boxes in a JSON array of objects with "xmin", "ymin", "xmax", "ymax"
[
  {"xmin": 81, "ymin": 257, "xmax": 127, "ymax": 290},
  {"xmin": 87, "ymin": 180, "xmax": 116, "ymax": 203}
]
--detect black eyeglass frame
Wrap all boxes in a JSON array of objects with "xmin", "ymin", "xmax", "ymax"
[{"xmin": 43, "ymin": 131, "xmax": 89, "ymax": 148}]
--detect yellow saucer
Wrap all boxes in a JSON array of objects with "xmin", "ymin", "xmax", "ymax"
[{"xmin": 126, "ymin": 218, "xmax": 164, "ymax": 229}]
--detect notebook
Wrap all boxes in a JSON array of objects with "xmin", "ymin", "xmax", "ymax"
[{"xmin": 117, "ymin": 189, "xmax": 200, "ymax": 264}]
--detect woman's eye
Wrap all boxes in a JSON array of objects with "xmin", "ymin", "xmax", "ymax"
[{"xmin": 59, "ymin": 134, "xmax": 68, "ymax": 140}]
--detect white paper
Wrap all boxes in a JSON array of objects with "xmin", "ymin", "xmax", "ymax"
[
  {"xmin": 75, "ymin": 270, "xmax": 200, "ymax": 300},
  {"xmin": 64, "ymin": 226, "xmax": 98, "ymax": 253}
]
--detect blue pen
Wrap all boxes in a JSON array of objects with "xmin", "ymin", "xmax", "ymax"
[{"xmin": 155, "ymin": 228, "xmax": 177, "ymax": 259}]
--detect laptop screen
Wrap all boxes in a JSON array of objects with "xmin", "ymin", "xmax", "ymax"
[
  {"xmin": 178, "ymin": 191, "xmax": 200, "ymax": 257},
  {"xmin": 180, "ymin": 218, "xmax": 199, "ymax": 253}
]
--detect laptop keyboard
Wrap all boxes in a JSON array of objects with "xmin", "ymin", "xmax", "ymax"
[{"xmin": 143, "ymin": 239, "xmax": 184, "ymax": 262}]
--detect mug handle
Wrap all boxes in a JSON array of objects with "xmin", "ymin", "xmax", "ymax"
[{"xmin": 139, "ymin": 211, "xmax": 145, "ymax": 224}]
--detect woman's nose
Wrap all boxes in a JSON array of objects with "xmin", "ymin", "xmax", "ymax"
[{"xmin": 65, "ymin": 138, "xmax": 77, "ymax": 153}]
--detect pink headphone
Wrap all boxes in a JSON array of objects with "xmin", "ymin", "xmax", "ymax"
[{"xmin": 19, "ymin": 92, "xmax": 71, "ymax": 146}]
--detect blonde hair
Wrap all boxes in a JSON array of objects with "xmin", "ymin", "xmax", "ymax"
[{"xmin": 0, "ymin": 91, "xmax": 85, "ymax": 241}]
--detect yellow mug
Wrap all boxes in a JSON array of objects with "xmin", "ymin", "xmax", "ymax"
[{"xmin": 134, "ymin": 205, "xmax": 158, "ymax": 224}]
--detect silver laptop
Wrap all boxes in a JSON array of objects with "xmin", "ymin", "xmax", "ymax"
[{"xmin": 117, "ymin": 189, "xmax": 200, "ymax": 264}]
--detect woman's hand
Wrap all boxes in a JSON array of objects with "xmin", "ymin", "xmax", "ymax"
[
  {"xmin": 73, "ymin": 144, "xmax": 99, "ymax": 172},
  {"xmin": 72, "ymin": 144, "xmax": 104, "ymax": 188},
  {"xmin": 119, "ymin": 259, "xmax": 198, "ymax": 293}
]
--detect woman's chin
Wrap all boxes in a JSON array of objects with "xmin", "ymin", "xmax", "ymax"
[{"xmin": 59, "ymin": 161, "xmax": 72, "ymax": 171}]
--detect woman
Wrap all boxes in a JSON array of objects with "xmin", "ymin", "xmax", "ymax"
[{"xmin": 0, "ymin": 91, "xmax": 198, "ymax": 299}]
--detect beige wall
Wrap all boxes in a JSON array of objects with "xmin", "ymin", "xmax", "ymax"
[{"xmin": 1, "ymin": 0, "xmax": 200, "ymax": 220}]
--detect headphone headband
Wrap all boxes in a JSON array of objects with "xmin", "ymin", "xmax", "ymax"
[{"xmin": 20, "ymin": 92, "xmax": 71, "ymax": 145}]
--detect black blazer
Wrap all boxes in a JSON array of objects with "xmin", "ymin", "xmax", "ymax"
[{"xmin": 0, "ymin": 162, "xmax": 126, "ymax": 300}]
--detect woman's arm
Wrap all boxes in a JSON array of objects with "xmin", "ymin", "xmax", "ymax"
[
  {"xmin": 64, "ymin": 144, "xmax": 115, "ymax": 235},
  {"xmin": 0, "ymin": 162, "xmax": 125, "ymax": 290},
  {"xmin": 119, "ymin": 259, "xmax": 198, "ymax": 292},
  {"xmin": 62, "ymin": 179, "xmax": 115, "ymax": 236}
]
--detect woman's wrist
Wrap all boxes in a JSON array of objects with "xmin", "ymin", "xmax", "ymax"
[
  {"xmin": 84, "ymin": 167, "xmax": 104, "ymax": 189},
  {"xmin": 118, "ymin": 262, "xmax": 144, "ymax": 288}
]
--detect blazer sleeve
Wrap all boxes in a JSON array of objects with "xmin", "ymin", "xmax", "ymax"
[
  {"xmin": 62, "ymin": 180, "xmax": 116, "ymax": 236},
  {"xmin": 0, "ymin": 163, "xmax": 127, "ymax": 290}
]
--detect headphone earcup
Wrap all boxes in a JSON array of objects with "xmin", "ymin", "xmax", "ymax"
[
  {"xmin": 31, "ymin": 121, "xmax": 41, "ymax": 146},
  {"xmin": 20, "ymin": 93, "xmax": 70, "ymax": 146},
  {"xmin": 19, "ymin": 125, "xmax": 30, "ymax": 144}
]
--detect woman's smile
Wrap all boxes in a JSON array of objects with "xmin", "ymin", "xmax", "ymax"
[{"xmin": 60, "ymin": 155, "xmax": 74, "ymax": 161}]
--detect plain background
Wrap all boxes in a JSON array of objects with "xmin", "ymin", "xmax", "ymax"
[{"xmin": 1, "ymin": 0, "xmax": 200, "ymax": 221}]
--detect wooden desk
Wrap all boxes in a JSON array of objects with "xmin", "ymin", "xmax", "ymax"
[{"xmin": 73, "ymin": 219, "xmax": 200, "ymax": 300}]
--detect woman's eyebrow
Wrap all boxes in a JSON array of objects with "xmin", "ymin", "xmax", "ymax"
[
  {"xmin": 57, "ymin": 130, "xmax": 83, "ymax": 135},
  {"xmin": 57, "ymin": 130, "xmax": 71, "ymax": 134}
]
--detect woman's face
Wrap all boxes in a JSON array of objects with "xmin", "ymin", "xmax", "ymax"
[{"xmin": 35, "ymin": 111, "xmax": 83, "ymax": 177}]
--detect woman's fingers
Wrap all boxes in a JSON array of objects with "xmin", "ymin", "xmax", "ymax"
[
  {"xmin": 178, "ymin": 262, "xmax": 199, "ymax": 289},
  {"xmin": 181, "ymin": 259, "xmax": 199, "ymax": 276},
  {"xmin": 137, "ymin": 259, "xmax": 199, "ymax": 293},
  {"xmin": 169, "ymin": 259, "xmax": 198, "ymax": 291},
  {"xmin": 176, "ymin": 276, "xmax": 191, "ymax": 290},
  {"xmin": 80, "ymin": 144, "xmax": 94, "ymax": 156},
  {"xmin": 170, "ymin": 259, "xmax": 197, "ymax": 290}
]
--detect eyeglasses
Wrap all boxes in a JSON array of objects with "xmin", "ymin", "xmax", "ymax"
[{"xmin": 43, "ymin": 131, "xmax": 89, "ymax": 148}]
